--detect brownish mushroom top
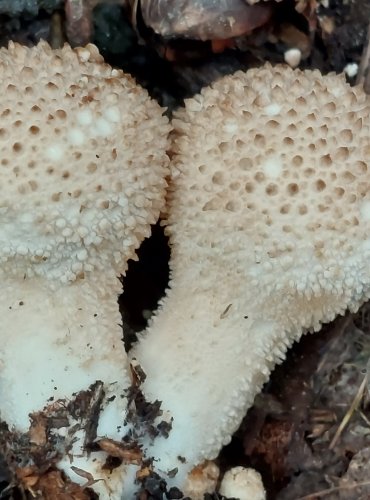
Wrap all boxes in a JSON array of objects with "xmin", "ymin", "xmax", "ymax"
[{"xmin": 0, "ymin": 41, "xmax": 170, "ymax": 284}]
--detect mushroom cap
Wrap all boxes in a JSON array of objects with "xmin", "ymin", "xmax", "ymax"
[
  {"xmin": 170, "ymin": 64, "xmax": 370, "ymax": 328},
  {"xmin": 0, "ymin": 41, "xmax": 170, "ymax": 283}
]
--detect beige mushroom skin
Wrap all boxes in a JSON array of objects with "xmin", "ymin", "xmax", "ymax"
[
  {"xmin": 133, "ymin": 64, "xmax": 370, "ymax": 486},
  {"xmin": 0, "ymin": 41, "xmax": 170, "ymax": 498}
]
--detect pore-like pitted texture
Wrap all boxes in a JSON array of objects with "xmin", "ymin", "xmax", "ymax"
[
  {"xmin": 0, "ymin": 41, "xmax": 170, "ymax": 283},
  {"xmin": 170, "ymin": 64, "xmax": 370, "ymax": 327},
  {"xmin": 134, "ymin": 64, "xmax": 370, "ymax": 481}
]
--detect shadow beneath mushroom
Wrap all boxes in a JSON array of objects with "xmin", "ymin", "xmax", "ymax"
[{"xmin": 119, "ymin": 222, "xmax": 170, "ymax": 352}]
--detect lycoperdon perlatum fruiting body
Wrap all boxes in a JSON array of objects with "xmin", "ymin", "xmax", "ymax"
[
  {"xmin": 0, "ymin": 41, "xmax": 169, "ymax": 284},
  {"xmin": 133, "ymin": 63, "xmax": 370, "ymax": 490},
  {"xmin": 0, "ymin": 40, "xmax": 170, "ymax": 499}
]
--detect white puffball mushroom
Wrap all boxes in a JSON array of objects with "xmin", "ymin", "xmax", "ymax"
[
  {"xmin": 219, "ymin": 467, "xmax": 266, "ymax": 500},
  {"xmin": 0, "ymin": 41, "xmax": 170, "ymax": 498},
  {"xmin": 344, "ymin": 62, "xmax": 359, "ymax": 78},
  {"xmin": 132, "ymin": 63, "xmax": 370, "ymax": 491},
  {"xmin": 284, "ymin": 47, "xmax": 301, "ymax": 68}
]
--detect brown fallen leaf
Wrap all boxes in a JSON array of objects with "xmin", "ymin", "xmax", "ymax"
[
  {"xmin": 29, "ymin": 413, "xmax": 47, "ymax": 447},
  {"xmin": 97, "ymin": 438, "xmax": 142, "ymax": 464}
]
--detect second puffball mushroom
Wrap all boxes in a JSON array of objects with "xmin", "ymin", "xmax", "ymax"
[
  {"xmin": 133, "ymin": 64, "xmax": 370, "ymax": 488},
  {"xmin": 0, "ymin": 41, "xmax": 170, "ymax": 497}
]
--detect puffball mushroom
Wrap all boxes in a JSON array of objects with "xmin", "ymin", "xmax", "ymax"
[
  {"xmin": 0, "ymin": 41, "xmax": 169, "ymax": 496},
  {"xmin": 219, "ymin": 467, "xmax": 266, "ymax": 500},
  {"xmin": 133, "ymin": 64, "xmax": 370, "ymax": 487}
]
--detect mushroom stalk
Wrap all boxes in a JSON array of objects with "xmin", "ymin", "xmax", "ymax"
[
  {"xmin": 133, "ymin": 287, "xmax": 291, "ymax": 484},
  {"xmin": 0, "ymin": 274, "xmax": 129, "ymax": 432},
  {"xmin": 1, "ymin": 274, "xmax": 134, "ymax": 498}
]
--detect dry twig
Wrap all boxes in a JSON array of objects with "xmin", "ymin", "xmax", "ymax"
[
  {"xmin": 297, "ymin": 480, "xmax": 370, "ymax": 499},
  {"xmin": 356, "ymin": 21, "xmax": 370, "ymax": 93},
  {"xmin": 328, "ymin": 374, "xmax": 368, "ymax": 450}
]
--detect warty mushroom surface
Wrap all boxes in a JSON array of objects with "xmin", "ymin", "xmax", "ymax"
[
  {"xmin": 132, "ymin": 64, "xmax": 370, "ymax": 488},
  {"xmin": 0, "ymin": 41, "xmax": 170, "ymax": 497}
]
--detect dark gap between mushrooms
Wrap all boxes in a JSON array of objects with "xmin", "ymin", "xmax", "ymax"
[{"xmin": 120, "ymin": 222, "xmax": 170, "ymax": 352}]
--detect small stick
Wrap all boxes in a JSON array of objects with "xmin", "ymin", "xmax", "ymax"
[
  {"xmin": 356, "ymin": 21, "xmax": 370, "ymax": 93},
  {"xmin": 297, "ymin": 480, "xmax": 370, "ymax": 500},
  {"xmin": 328, "ymin": 373, "xmax": 368, "ymax": 450},
  {"xmin": 65, "ymin": 0, "xmax": 95, "ymax": 46}
]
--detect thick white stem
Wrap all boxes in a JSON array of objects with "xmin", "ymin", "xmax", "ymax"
[
  {"xmin": 132, "ymin": 287, "xmax": 289, "ymax": 487},
  {"xmin": 0, "ymin": 275, "xmax": 133, "ymax": 498}
]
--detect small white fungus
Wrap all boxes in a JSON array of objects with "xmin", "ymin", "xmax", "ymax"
[
  {"xmin": 219, "ymin": 467, "xmax": 266, "ymax": 500},
  {"xmin": 284, "ymin": 48, "xmax": 301, "ymax": 68},
  {"xmin": 344, "ymin": 62, "xmax": 358, "ymax": 78}
]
